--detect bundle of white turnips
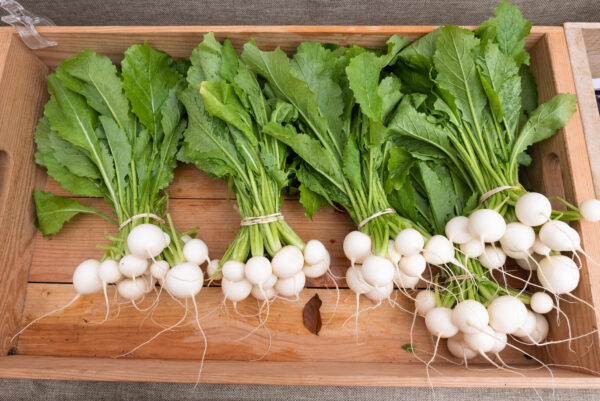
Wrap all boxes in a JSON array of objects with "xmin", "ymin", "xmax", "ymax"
[
  {"xmin": 24, "ymin": 43, "xmax": 208, "ymax": 336},
  {"xmin": 179, "ymin": 33, "xmax": 332, "ymax": 309}
]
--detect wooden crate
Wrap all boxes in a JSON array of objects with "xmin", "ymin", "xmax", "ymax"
[
  {"xmin": 1, "ymin": 26, "xmax": 600, "ymax": 388},
  {"xmin": 565, "ymin": 23, "xmax": 600, "ymax": 196}
]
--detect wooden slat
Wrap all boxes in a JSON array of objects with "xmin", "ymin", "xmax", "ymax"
[
  {"xmin": 0, "ymin": 33, "xmax": 50, "ymax": 355},
  {"xmin": 564, "ymin": 23, "xmax": 600, "ymax": 196},
  {"xmin": 2, "ymin": 355, "xmax": 596, "ymax": 388},
  {"xmin": 528, "ymin": 31, "xmax": 600, "ymax": 374},
  {"xmin": 0, "ymin": 26, "xmax": 558, "ymax": 69},
  {"xmin": 29, "ymin": 198, "xmax": 355, "ymax": 285},
  {"xmin": 581, "ymin": 25, "xmax": 600, "ymax": 78},
  {"xmin": 16, "ymin": 283, "xmax": 535, "ymax": 365},
  {"xmin": 1, "ymin": 355, "xmax": 594, "ymax": 387}
]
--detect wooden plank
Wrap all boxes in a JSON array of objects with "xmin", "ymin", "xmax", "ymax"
[
  {"xmin": 0, "ymin": 26, "xmax": 558, "ymax": 69},
  {"xmin": 564, "ymin": 23, "xmax": 600, "ymax": 196},
  {"xmin": 582, "ymin": 26, "xmax": 600, "ymax": 78},
  {"xmin": 0, "ymin": 33, "xmax": 50, "ymax": 355},
  {"xmin": 1, "ymin": 355, "xmax": 598, "ymax": 388},
  {"xmin": 16, "ymin": 283, "xmax": 535, "ymax": 365},
  {"xmin": 528, "ymin": 31, "xmax": 600, "ymax": 374},
  {"xmin": 29, "ymin": 198, "xmax": 355, "ymax": 285}
]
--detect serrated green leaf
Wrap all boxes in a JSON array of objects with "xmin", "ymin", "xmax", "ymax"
[
  {"xmin": 298, "ymin": 183, "xmax": 327, "ymax": 219},
  {"xmin": 45, "ymin": 75, "xmax": 118, "ymax": 204},
  {"xmin": 56, "ymin": 49, "xmax": 136, "ymax": 141},
  {"xmin": 34, "ymin": 189, "xmax": 101, "ymax": 236},
  {"xmin": 509, "ymin": 94, "xmax": 576, "ymax": 171},
  {"xmin": 122, "ymin": 42, "xmax": 181, "ymax": 139},
  {"xmin": 346, "ymin": 52, "xmax": 383, "ymax": 122},
  {"xmin": 342, "ymin": 135, "xmax": 362, "ymax": 189},
  {"xmin": 433, "ymin": 26, "xmax": 490, "ymax": 130}
]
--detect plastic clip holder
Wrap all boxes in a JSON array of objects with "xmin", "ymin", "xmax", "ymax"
[{"xmin": 0, "ymin": 0, "xmax": 57, "ymax": 49}]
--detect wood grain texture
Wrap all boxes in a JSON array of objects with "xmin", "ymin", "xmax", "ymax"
[
  {"xmin": 16, "ymin": 283, "xmax": 535, "ymax": 364},
  {"xmin": 564, "ymin": 23, "xmax": 600, "ymax": 196},
  {"xmin": 0, "ymin": 355, "xmax": 598, "ymax": 388},
  {"xmin": 581, "ymin": 25, "xmax": 600, "ymax": 78},
  {"xmin": 0, "ymin": 26, "xmax": 560, "ymax": 69},
  {"xmin": 0, "ymin": 33, "xmax": 49, "ymax": 355},
  {"xmin": 29, "ymin": 198, "xmax": 354, "ymax": 285},
  {"xmin": 528, "ymin": 31, "xmax": 600, "ymax": 374}
]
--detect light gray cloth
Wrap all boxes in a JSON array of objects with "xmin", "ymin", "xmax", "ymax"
[
  {"xmin": 4, "ymin": 0, "xmax": 600, "ymax": 399},
  {"xmin": 2, "ymin": 379, "xmax": 600, "ymax": 401},
  {"xmin": 13, "ymin": 0, "xmax": 600, "ymax": 26}
]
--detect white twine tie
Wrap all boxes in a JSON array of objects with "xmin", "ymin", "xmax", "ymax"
[
  {"xmin": 358, "ymin": 208, "xmax": 396, "ymax": 229},
  {"xmin": 119, "ymin": 213, "xmax": 165, "ymax": 230},
  {"xmin": 240, "ymin": 212, "xmax": 284, "ymax": 226},
  {"xmin": 479, "ymin": 185, "xmax": 519, "ymax": 204}
]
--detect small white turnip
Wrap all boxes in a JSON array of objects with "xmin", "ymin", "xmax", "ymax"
[
  {"xmin": 580, "ymin": 199, "xmax": 600, "ymax": 222},
  {"xmin": 165, "ymin": 262, "xmax": 204, "ymax": 298},
  {"xmin": 183, "ymin": 238, "xmax": 209, "ymax": 265},
  {"xmin": 361, "ymin": 255, "xmax": 395, "ymax": 287},
  {"xmin": 127, "ymin": 223, "xmax": 168, "ymax": 258},
  {"xmin": 415, "ymin": 290, "xmax": 436, "ymax": 316},
  {"xmin": 515, "ymin": 192, "xmax": 552, "ymax": 227},
  {"xmin": 423, "ymin": 235, "xmax": 454, "ymax": 265},
  {"xmin": 487, "ymin": 295, "xmax": 528, "ymax": 334},
  {"xmin": 222, "ymin": 277, "xmax": 252, "ymax": 302},
  {"xmin": 445, "ymin": 216, "xmax": 472, "ymax": 244},
  {"xmin": 73, "ymin": 259, "xmax": 103, "ymax": 294},
  {"xmin": 452, "ymin": 300, "xmax": 489, "ymax": 334},
  {"xmin": 394, "ymin": 228, "xmax": 424, "ymax": 256},
  {"xmin": 468, "ymin": 209, "xmax": 506, "ymax": 243},
  {"xmin": 98, "ymin": 259, "xmax": 121, "ymax": 284},
  {"xmin": 274, "ymin": 270, "xmax": 305, "ymax": 297},
  {"xmin": 537, "ymin": 254, "xmax": 580, "ymax": 294},
  {"xmin": 119, "ymin": 254, "xmax": 149, "ymax": 278},
  {"xmin": 343, "ymin": 231, "xmax": 372, "ymax": 263},
  {"xmin": 425, "ymin": 307, "xmax": 459, "ymax": 338},
  {"xmin": 272, "ymin": 245, "xmax": 304, "ymax": 278},
  {"xmin": 149, "ymin": 260, "xmax": 170, "ymax": 280},
  {"xmin": 398, "ymin": 253, "xmax": 426, "ymax": 278},
  {"xmin": 245, "ymin": 256, "xmax": 273, "ymax": 285},
  {"xmin": 530, "ymin": 292, "xmax": 553, "ymax": 314},
  {"xmin": 303, "ymin": 239, "xmax": 328, "ymax": 265},
  {"xmin": 478, "ymin": 246, "xmax": 506, "ymax": 270},
  {"xmin": 222, "ymin": 260, "xmax": 245, "ymax": 282}
]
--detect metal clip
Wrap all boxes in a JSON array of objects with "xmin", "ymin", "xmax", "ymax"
[{"xmin": 0, "ymin": 0, "xmax": 56, "ymax": 49}]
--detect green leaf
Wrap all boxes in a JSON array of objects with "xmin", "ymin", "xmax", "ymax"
[
  {"xmin": 346, "ymin": 52, "xmax": 383, "ymax": 122},
  {"xmin": 386, "ymin": 147, "xmax": 414, "ymax": 191},
  {"xmin": 389, "ymin": 99, "xmax": 455, "ymax": 158},
  {"xmin": 298, "ymin": 183, "xmax": 327, "ymax": 219},
  {"xmin": 48, "ymin": 134, "xmax": 100, "ymax": 179},
  {"xmin": 220, "ymin": 39, "xmax": 240, "ymax": 82},
  {"xmin": 99, "ymin": 116, "xmax": 132, "ymax": 194},
  {"xmin": 510, "ymin": 94, "xmax": 576, "ymax": 170},
  {"xmin": 56, "ymin": 49, "xmax": 136, "ymax": 141},
  {"xmin": 179, "ymin": 87, "xmax": 241, "ymax": 179},
  {"xmin": 200, "ymin": 80, "xmax": 256, "ymax": 145},
  {"xmin": 378, "ymin": 74, "xmax": 403, "ymax": 122},
  {"xmin": 188, "ymin": 32, "xmax": 223, "ymax": 86},
  {"xmin": 34, "ymin": 117, "xmax": 104, "ymax": 197},
  {"xmin": 417, "ymin": 162, "xmax": 455, "ymax": 233},
  {"xmin": 296, "ymin": 163, "xmax": 350, "ymax": 208},
  {"xmin": 292, "ymin": 42, "xmax": 345, "ymax": 137},
  {"xmin": 476, "ymin": 0, "xmax": 531, "ymax": 67},
  {"xmin": 474, "ymin": 42, "xmax": 521, "ymax": 138},
  {"xmin": 519, "ymin": 65, "xmax": 538, "ymax": 116},
  {"xmin": 242, "ymin": 42, "xmax": 335, "ymax": 155},
  {"xmin": 122, "ymin": 42, "xmax": 181, "ymax": 138},
  {"xmin": 34, "ymin": 189, "xmax": 100, "ymax": 236},
  {"xmin": 342, "ymin": 135, "xmax": 362, "ymax": 189},
  {"xmin": 380, "ymin": 35, "xmax": 410, "ymax": 67},
  {"xmin": 401, "ymin": 343, "xmax": 416, "ymax": 353},
  {"xmin": 45, "ymin": 75, "xmax": 118, "ymax": 204},
  {"xmin": 263, "ymin": 121, "xmax": 345, "ymax": 189},
  {"xmin": 433, "ymin": 26, "xmax": 489, "ymax": 130},
  {"xmin": 399, "ymin": 27, "xmax": 442, "ymax": 71}
]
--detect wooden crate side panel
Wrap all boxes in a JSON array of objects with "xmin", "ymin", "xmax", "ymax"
[
  {"xmin": 0, "ymin": 355, "xmax": 596, "ymax": 388},
  {"xmin": 582, "ymin": 26, "xmax": 600, "ymax": 78},
  {"xmin": 529, "ymin": 32, "xmax": 600, "ymax": 373},
  {"xmin": 0, "ymin": 25, "xmax": 558, "ymax": 69},
  {"xmin": 0, "ymin": 33, "xmax": 49, "ymax": 355},
  {"xmin": 564, "ymin": 24, "xmax": 600, "ymax": 196}
]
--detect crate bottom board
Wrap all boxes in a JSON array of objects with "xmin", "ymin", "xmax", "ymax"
[
  {"xmin": 15, "ymin": 284, "xmax": 536, "ymax": 364},
  {"xmin": 0, "ymin": 355, "xmax": 598, "ymax": 388}
]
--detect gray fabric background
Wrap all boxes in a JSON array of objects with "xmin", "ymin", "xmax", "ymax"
[
  {"xmin": 3, "ymin": 0, "xmax": 600, "ymax": 399},
  {"xmin": 14, "ymin": 0, "xmax": 600, "ymax": 26}
]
